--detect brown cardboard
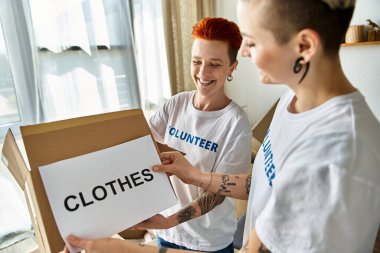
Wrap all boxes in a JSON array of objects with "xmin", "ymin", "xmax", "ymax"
[
  {"xmin": 1, "ymin": 109, "xmax": 169, "ymax": 253},
  {"xmin": 2, "ymin": 131, "xmax": 28, "ymax": 190}
]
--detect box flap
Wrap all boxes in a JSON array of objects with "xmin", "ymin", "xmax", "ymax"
[
  {"xmin": 20, "ymin": 109, "xmax": 154, "ymax": 253},
  {"xmin": 1, "ymin": 129, "xmax": 29, "ymax": 189}
]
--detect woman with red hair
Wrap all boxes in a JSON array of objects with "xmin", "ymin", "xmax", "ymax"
[
  {"xmin": 139, "ymin": 17, "xmax": 252, "ymax": 253},
  {"xmin": 63, "ymin": 17, "xmax": 251, "ymax": 253}
]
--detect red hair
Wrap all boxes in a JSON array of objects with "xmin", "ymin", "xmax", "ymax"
[{"xmin": 192, "ymin": 17, "xmax": 242, "ymax": 63}]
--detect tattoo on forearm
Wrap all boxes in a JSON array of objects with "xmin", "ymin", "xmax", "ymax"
[
  {"xmin": 177, "ymin": 205, "xmax": 196, "ymax": 224},
  {"xmin": 197, "ymin": 191, "xmax": 225, "ymax": 215},
  {"xmin": 217, "ymin": 175, "xmax": 236, "ymax": 196},
  {"xmin": 158, "ymin": 247, "xmax": 168, "ymax": 253},
  {"xmin": 246, "ymin": 174, "xmax": 251, "ymax": 194},
  {"xmin": 258, "ymin": 244, "xmax": 271, "ymax": 253}
]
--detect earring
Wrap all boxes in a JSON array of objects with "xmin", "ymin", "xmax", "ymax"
[
  {"xmin": 293, "ymin": 57, "xmax": 310, "ymax": 84},
  {"xmin": 227, "ymin": 75, "xmax": 233, "ymax": 82}
]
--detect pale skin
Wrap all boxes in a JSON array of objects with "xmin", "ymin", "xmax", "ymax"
[
  {"xmin": 132, "ymin": 37, "xmax": 239, "ymax": 230},
  {"xmin": 63, "ymin": 0, "xmax": 357, "ymax": 251},
  {"xmin": 64, "ymin": 25, "xmax": 241, "ymax": 253}
]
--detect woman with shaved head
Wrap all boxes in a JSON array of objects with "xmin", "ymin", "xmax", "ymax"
[{"xmin": 64, "ymin": 1, "xmax": 380, "ymax": 252}]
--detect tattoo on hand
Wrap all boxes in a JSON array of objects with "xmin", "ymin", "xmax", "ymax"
[
  {"xmin": 197, "ymin": 192, "xmax": 225, "ymax": 215},
  {"xmin": 217, "ymin": 175, "xmax": 236, "ymax": 196},
  {"xmin": 177, "ymin": 205, "xmax": 196, "ymax": 224},
  {"xmin": 246, "ymin": 174, "xmax": 251, "ymax": 194},
  {"xmin": 258, "ymin": 244, "xmax": 271, "ymax": 253}
]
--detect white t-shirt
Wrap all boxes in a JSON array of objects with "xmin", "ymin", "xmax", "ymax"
[
  {"xmin": 244, "ymin": 90, "xmax": 380, "ymax": 253},
  {"xmin": 149, "ymin": 91, "xmax": 252, "ymax": 251}
]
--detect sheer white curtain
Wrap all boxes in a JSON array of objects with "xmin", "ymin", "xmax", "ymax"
[
  {"xmin": 131, "ymin": 0, "xmax": 171, "ymax": 118},
  {"xmin": 0, "ymin": 0, "xmax": 39, "ymax": 137},
  {"xmin": 0, "ymin": 0, "xmax": 145, "ymax": 246},
  {"xmin": 29, "ymin": 0, "xmax": 140, "ymax": 122}
]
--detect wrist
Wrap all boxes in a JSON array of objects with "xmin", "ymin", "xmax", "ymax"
[{"xmin": 199, "ymin": 171, "xmax": 211, "ymax": 189}]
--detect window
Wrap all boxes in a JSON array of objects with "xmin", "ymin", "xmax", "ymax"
[
  {"xmin": 29, "ymin": 0, "xmax": 141, "ymax": 122},
  {"xmin": 0, "ymin": 21, "xmax": 20, "ymax": 128}
]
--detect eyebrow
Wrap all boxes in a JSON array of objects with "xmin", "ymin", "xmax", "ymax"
[{"xmin": 192, "ymin": 56, "xmax": 224, "ymax": 63}]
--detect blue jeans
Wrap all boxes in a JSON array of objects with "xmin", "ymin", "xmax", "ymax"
[{"xmin": 157, "ymin": 237, "xmax": 234, "ymax": 253}]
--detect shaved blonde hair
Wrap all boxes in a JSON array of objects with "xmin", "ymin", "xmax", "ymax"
[{"xmin": 241, "ymin": 0, "xmax": 355, "ymax": 54}]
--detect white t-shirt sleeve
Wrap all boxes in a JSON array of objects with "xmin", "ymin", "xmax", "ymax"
[
  {"xmin": 215, "ymin": 133, "xmax": 252, "ymax": 174},
  {"xmin": 148, "ymin": 98, "xmax": 174, "ymax": 144},
  {"xmin": 255, "ymin": 163, "xmax": 380, "ymax": 253}
]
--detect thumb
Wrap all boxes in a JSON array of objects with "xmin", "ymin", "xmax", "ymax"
[
  {"xmin": 153, "ymin": 164, "xmax": 174, "ymax": 174},
  {"xmin": 67, "ymin": 235, "xmax": 88, "ymax": 250}
]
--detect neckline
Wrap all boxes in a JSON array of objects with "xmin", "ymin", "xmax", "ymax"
[
  {"xmin": 284, "ymin": 90, "xmax": 362, "ymax": 120},
  {"xmin": 188, "ymin": 91, "xmax": 236, "ymax": 117}
]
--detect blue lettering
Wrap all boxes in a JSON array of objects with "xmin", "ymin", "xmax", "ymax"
[
  {"xmin": 261, "ymin": 128, "xmax": 276, "ymax": 187},
  {"xmin": 186, "ymin": 134, "xmax": 194, "ymax": 144},
  {"xmin": 210, "ymin": 143, "xmax": 218, "ymax": 152},
  {"xmin": 263, "ymin": 141, "xmax": 271, "ymax": 153},
  {"xmin": 264, "ymin": 152, "xmax": 273, "ymax": 166},
  {"xmin": 268, "ymin": 172, "xmax": 276, "ymax": 187},
  {"xmin": 199, "ymin": 139, "xmax": 206, "ymax": 148},
  {"xmin": 265, "ymin": 163, "xmax": 275, "ymax": 177},
  {"xmin": 167, "ymin": 127, "xmax": 217, "ymax": 153},
  {"xmin": 205, "ymin": 140, "xmax": 212, "ymax": 150},
  {"xmin": 180, "ymin": 132, "xmax": 187, "ymax": 140}
]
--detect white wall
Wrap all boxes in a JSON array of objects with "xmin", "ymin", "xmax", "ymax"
[
  {"xmin": 340, "ymin": 0, "xmax": 380, "ymax": 120},
  {"xmin": 216, "ymin": 0, "xmax": 380, "ymax": 126},
  {"xmin": 216, "ymin": 0, "xmax": 286, "ymax": 127}
]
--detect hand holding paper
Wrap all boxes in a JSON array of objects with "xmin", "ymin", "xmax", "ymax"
[
  {"xmin": 39, "ymin": 135, "xmax": 177, "ymax": 253},
  {"xmin": 154, "ymin": 151, "xmax": 202, "ymax": 186}
]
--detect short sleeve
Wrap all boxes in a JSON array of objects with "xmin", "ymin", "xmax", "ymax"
[
  {"xmin": 255, "ymin": 164, "xmax": 380, "ymax": 252},
  {"xmin": 148, "ymin": 98, "xmax": 173, "ymax": 143},
  {"xmin": 214, "ymin": 116, "xmax": 252, "ymax": 174}
]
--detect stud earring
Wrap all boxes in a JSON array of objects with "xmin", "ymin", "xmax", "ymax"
[{"xmin": 227, "ymin": 75, "xmax": 233, "ymax": 82}]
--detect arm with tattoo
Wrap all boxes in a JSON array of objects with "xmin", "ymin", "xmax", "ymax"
[
  {"xmin": 170, "ymin": 191, "xmax": 226, "ymax": 225},
  {"xmin": 156, "ymin": 152, "xmax": 252, "ymax": 200},
  {"xmin": 198, "ymin": 173, "xmax": 251, "ymax": 200},
  {"xmin": 132, "ymin": 190, "xmax": 227, "ymax": 230}
]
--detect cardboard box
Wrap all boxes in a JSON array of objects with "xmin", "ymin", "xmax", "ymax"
[{"xmin": 1, "ymin": 109, "xmax": 172, "ymax": 253}]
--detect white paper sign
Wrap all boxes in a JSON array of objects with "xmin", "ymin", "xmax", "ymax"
[{"xmin": 39, "ymin": 135, "xmax": 177, "ymax": 253}]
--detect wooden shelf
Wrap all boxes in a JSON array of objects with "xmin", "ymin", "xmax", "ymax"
[{"xmin": 341, "ymin": 41, "xmax": 380, "ymax": 47}]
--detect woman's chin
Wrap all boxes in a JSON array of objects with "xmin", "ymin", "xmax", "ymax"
[{"xmin": 259, "ymin": 74, "xmax": 277, "ymax": 84}]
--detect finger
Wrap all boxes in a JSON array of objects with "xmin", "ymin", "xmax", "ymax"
[
  {"xmin": 67, "ymin": 235, "xmax": 89, "ymax": 250},
  {"xmin": 159, "ymin": 151, "xmax": 180, "ymax": 161},
  {"xmin": 153, "ymin": 164, "xmax": 174, "ymax": 174},
  {"xmin": 63, "ymin": 246, "xmax": 69, "ymax": 253},
  {"xmin": 161, "ymin": 159, "xmax": 172, "ymax": 165}
]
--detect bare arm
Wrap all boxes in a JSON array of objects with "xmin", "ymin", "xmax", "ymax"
[
  {"xmin": 63, "ymin": 235, "xmax": 199, "ymax": 253},
  {"xmin": 154, "ymin": 151, "xmax": 251, "ymax": 200},
  {"xmin": 199, "ymin": 173, "xmax": 251, "ymax": 200},
  {"xmin": 134, "ymin": 190, "xmax": 226, "ymax": 229},
  {"xmin": 64, "ymin": 229, "xmax": 270, "ymax": 253}
]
